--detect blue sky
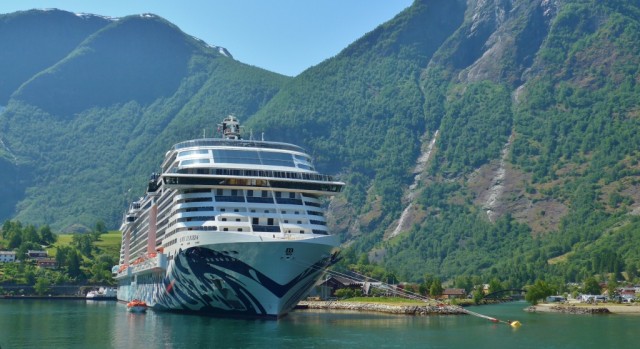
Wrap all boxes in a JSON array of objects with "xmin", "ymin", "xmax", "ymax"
[{"xmin": 0, "ymin": 0, "xmax": 413, "ymax": 76}]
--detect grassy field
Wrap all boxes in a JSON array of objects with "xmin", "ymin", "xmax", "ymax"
[{"xmin": 46, "ymin": 231, "xmax": 121, "ymax": 257}]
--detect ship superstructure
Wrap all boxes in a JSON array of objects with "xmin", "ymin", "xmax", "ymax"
[{"xmin": 114, "ymin": 115, "xmax": 343, "ymax": 318}]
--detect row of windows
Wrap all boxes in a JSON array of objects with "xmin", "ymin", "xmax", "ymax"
[
  {"xmin": 173, "ymin": 167, "xmax": 336, "ymax": 183},
  {"xmin": 166, "ymin": 176, "xmax": 342, "ymax": 193}
]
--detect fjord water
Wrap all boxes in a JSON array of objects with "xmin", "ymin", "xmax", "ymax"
[{"xmin": 1, "ymin": 300, "xmax": 638, "ymax": 348}]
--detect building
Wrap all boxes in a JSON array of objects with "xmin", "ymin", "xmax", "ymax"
[
  {"xmin": 0, "ymin": 251, "xmax": 16, "ymax": 263},
  {"xmin": 36, "ymin": 258, "xmax": 58, "ymax": 269},
  {"xmin": 442, "ymin": 288, "xmax": 467, "ymax": 299},
  {"xmin": 26, "ymin": 250, "xmax": 48, "ymax": 260},
  {"xmin": 312, "ymin": 276, "xmax": 363, "ymax": 299}
]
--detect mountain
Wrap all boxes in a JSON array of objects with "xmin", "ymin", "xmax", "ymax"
[
  {"xmin": 0, "ymin": 9, "xmax": 289, "ymax": 231},
  {"xmin": 247, "ymin": 0, "xmax": 640, "ymax": 285},
  {"xmin": 1, "ymin": 0, "xmax": 640, "ymax": 286},
  {"xmin": 0, "ymin": 9, "xmax": 112, "ymax": 104}
]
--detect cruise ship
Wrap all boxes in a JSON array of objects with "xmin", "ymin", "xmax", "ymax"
[{"xmin": 113, "ymin": 115, "xmax": 344, "ymax": 318}]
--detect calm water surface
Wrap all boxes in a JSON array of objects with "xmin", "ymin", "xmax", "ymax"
[{"xmin": 1, "ymin": 300, "xmax": 638, "ymax": 348}]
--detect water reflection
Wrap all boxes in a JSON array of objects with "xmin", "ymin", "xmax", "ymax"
[{"xmin": 2, "ymin": 301, "xmax": 640, "ymax": 348}]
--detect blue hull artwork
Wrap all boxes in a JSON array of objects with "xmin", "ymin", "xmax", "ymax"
[{"xmin": 125, "ymin": 247, "xmax": 335, "ymax": 318}]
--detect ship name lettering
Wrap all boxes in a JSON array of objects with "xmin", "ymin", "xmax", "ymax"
[{"xmin": 180, "ymin": 235, "xmax": 199, "ymax": 242}]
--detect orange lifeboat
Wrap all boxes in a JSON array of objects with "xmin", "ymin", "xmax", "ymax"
[{"xmin": 127, "ymin": 299, "xmax": 148, "ymax": 313}]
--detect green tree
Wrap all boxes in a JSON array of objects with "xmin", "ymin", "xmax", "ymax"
[
  {"xmin": 583, "ymin": 277, "xmax": 601, "ymax": 295},
  {"xmin": 429, "ymin": 278, "xmax": 443, "ymax": 297},
  {"xmin": 607, "ymin": 274, "xmax": 618, "ymax": 299},
  {"xmin": 67, "ymin": 249, "xmax": 83, "ymax": 279},
  {"xmin": 472, "ymin": 287, "xmax": 484, "ymax": 305},
  {"xmin": 55, "ymin": 246, "xmax": 70, "ymax": 268},
  {"xmin": 72, "ymin": 234, "xmax": 93, "ymax": 257},
  {"xmin": 525, "ymin": 280, "xmax": 553, "ymax": 305},
  {"xmin": 34, "ymin": 277, "xmax": 51, "ymax": 296},
  {"xmin": 95, "ymin": 220, "xmax": 107, "ymax": 234},
  {"xmin": 488, "ymin": 278, "xmax": 503, "ymax": 295},
  {"xmin": 335, "ymin": 288, "xmax": 358, "ymax": 299},
  {"xmin": 39, "ymin": 225, "xmax": 56, "ymax": 245},
  {"xmin": 24, "ymin": 265, "xmax": 36, "ymax": 285},
  {"xmin": 22, "ymin": 224, "xmax": 39, "ymax": 244}
]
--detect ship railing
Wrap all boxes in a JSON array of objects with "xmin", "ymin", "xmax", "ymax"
[
  {"xmin": 252, "ymin": 225, "xmax": 281, "ymax": 232},
  {"xmin": 275, "ymin": 198, "xmax": 303, "ymax": 205},
  {"xmin": 215, "ymin": 195, "xmax": 245, "ymax": 202},
  {"xmin": 247, "ymin": 197, "xmax": 275, "ymax": 204},
  {"xmin": 128, "ymin": 253, "xmax": 168, "ymax": 274},
  {"xmin": 169, "ymin": 167, "xmax": 341, "ymax": 183}
]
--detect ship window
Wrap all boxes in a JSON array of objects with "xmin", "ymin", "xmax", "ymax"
[
  {"xmin": 294, "ymin": 154, "xmax": 311, "ymax": 162},
  {"xmin": 247, "ymin": 190, "xmax": 253, "ymax": 197},
  {"xmin": 180, "ymin": 159, "xmax": 210, "ymax": 166},
  {"xmin": 211, "ymin": 149, "xmax": 295, "ymax": 167},
  {"xmin": 179, "ymin": 149, "xmax": 209, "ymax": 157}
]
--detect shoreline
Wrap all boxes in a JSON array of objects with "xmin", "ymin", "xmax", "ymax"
[
  {"xmin": 525, "ymin": 302, "xmax": 640, "ymax": 314},
  {"xmin": 1, "ymin": 295, "xmax": 87, "ymax": 300},
  {"xmin": 297, "ymin": 300, "xmax": 466, "ymax": 315}
]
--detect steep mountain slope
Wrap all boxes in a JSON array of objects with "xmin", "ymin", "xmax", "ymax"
[
  {"xmin": 248, "ymin": 0, "xmax": 640, "ymax": 284},
  {"xmin": 248, "ymin": 0, "xmax": 466, "ymax": 244},
  {"xmin": 0, "ymin": 10, "xmax": 289, "ymax": 230},
  {"xmin": 0, "ymin": 9, "xmax": 111, "ymax": 104}
]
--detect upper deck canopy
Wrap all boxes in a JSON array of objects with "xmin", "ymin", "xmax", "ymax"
[{"xmin": 173, "ymin": 139, "xmax": 306, "ymax": 154}]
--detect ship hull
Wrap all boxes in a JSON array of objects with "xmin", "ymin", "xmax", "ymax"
[{"xmin": 117, "ymin": 234, "xmax": 338, "ymax": 318}]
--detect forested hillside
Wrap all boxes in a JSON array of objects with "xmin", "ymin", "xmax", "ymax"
[
  {"xmin": 248, "ymin": 0, "xmax": 640, "ymax": 286},
  {"xmin": 0, "ymin": 10, "xmax": 289, "ymax": 230},
  {"xmin": 1, "ymin": 0, "xmax": 640, "ymax": 286}
]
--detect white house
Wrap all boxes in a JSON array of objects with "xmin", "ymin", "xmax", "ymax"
[{"xmin": 0, "ymin": 251, "xmax": 16, "ymax": 263}]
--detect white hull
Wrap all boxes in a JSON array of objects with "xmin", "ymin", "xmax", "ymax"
[
  {"xmin": 115, "ymin": 116, "xmax": 344, "ymax": 318},
  {"xmin": 116, "ymin": 233, "xmax": 338, "ymax": 317}
]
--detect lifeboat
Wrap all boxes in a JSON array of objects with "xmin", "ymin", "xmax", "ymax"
[{"xmin": 127, "ymin": 299, "xmax": 148, "ymax": 313}]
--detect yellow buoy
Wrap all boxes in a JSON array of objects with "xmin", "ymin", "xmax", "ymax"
[{"xmin": 510, "ymin": 320, "xmax": 522, "ymax": 328}]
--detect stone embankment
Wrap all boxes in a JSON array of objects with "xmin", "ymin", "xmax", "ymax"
[
  {"xmin": 297, "ymin": 301, "xmax": 466, "ymax": 315},
  {"xmin": 525, "ymin": 304, "xmax": 610, "ymax": 314}
]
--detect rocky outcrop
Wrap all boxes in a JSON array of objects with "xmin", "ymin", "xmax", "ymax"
[{"xmin": 298, "ymin": 301, "xmax": 466, "ymax": 315}]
